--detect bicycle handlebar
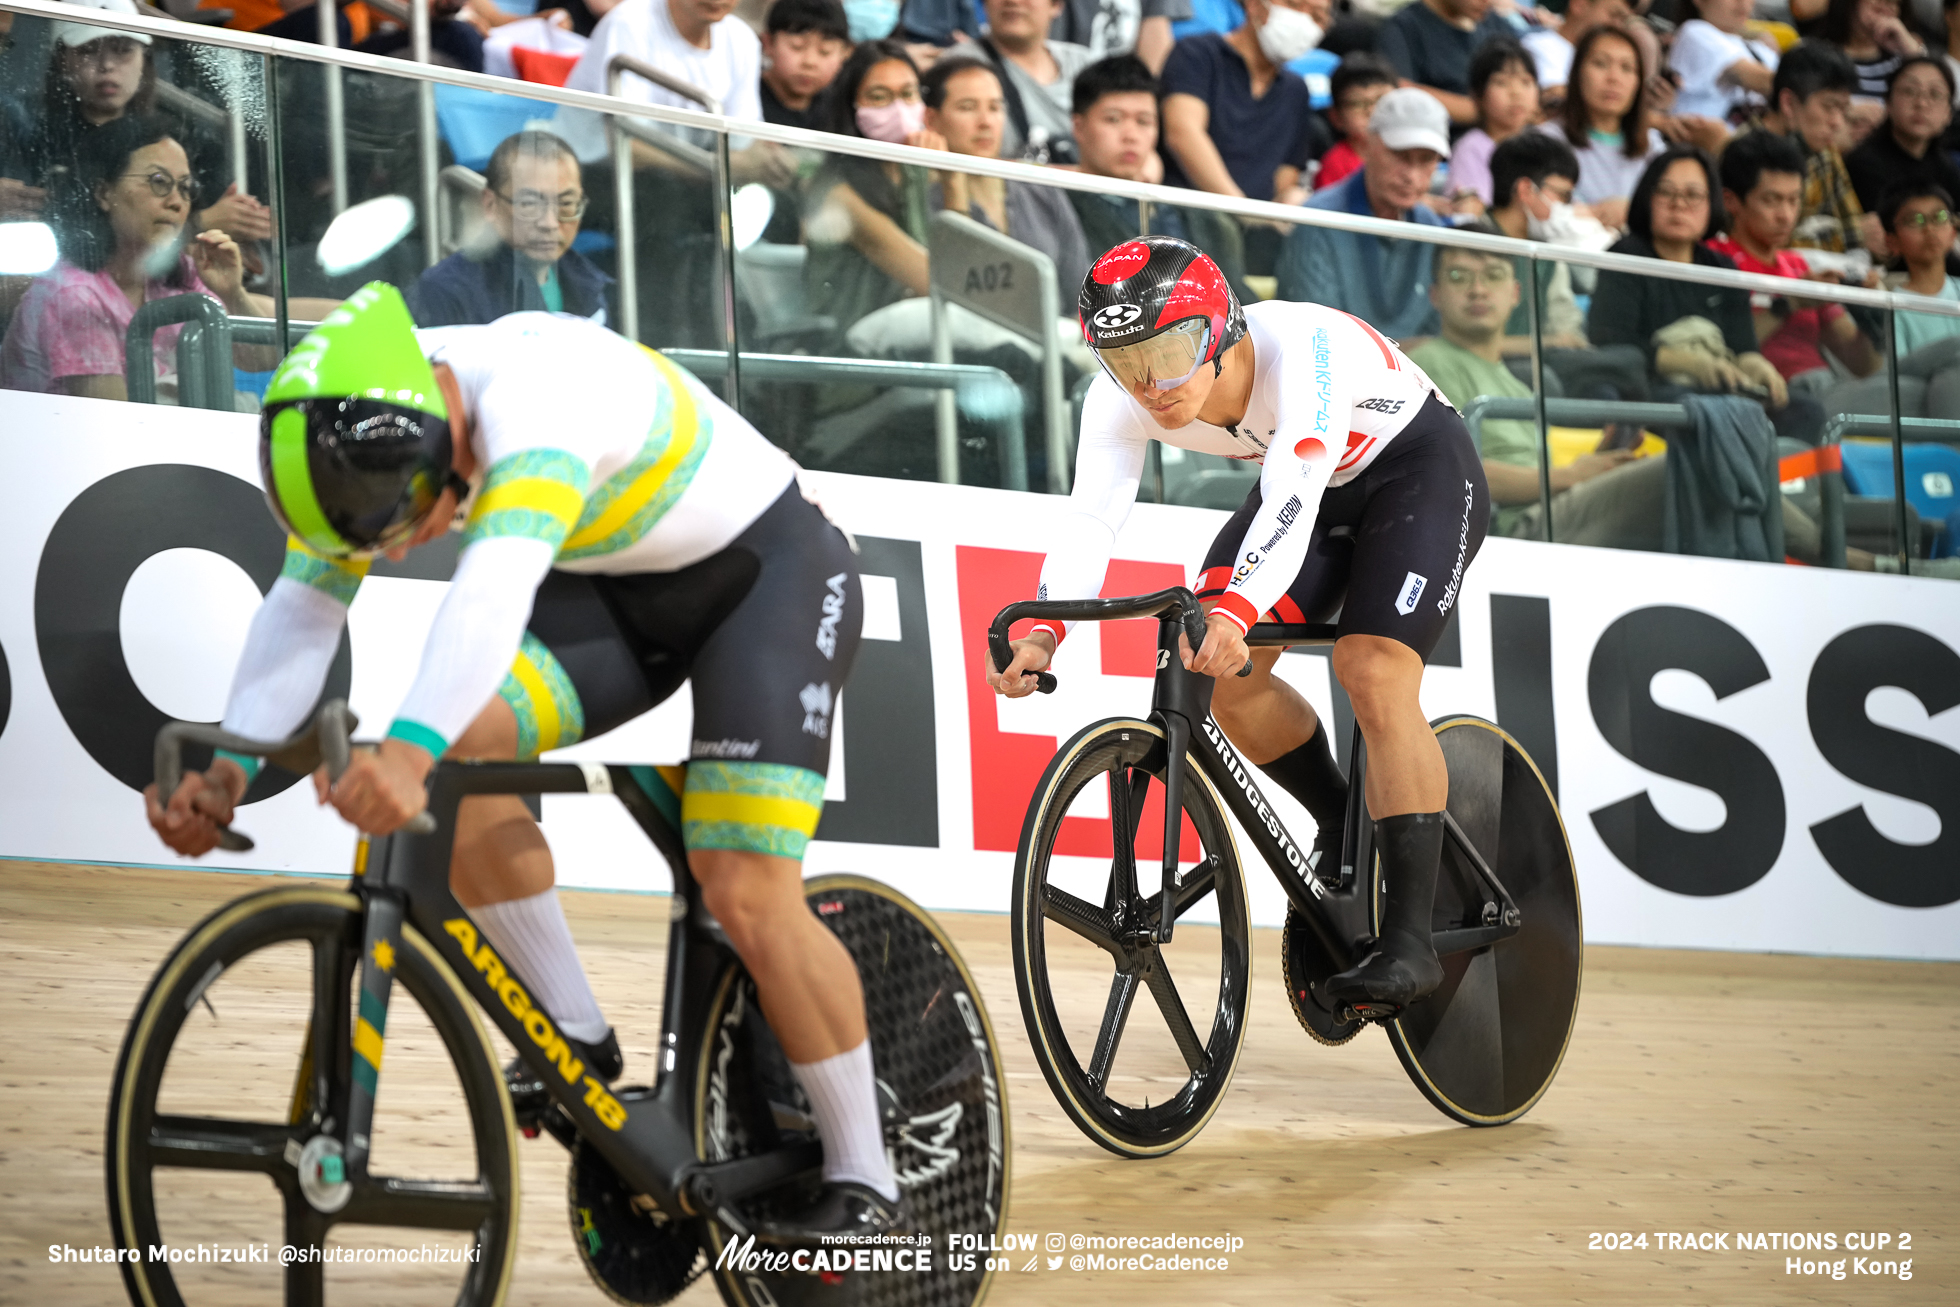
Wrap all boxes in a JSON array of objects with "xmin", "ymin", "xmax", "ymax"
[
  {"xmin": 154, "ymin": 700, "xmax": 438, "ymax": 852},
  {"xmin": 988, "ymin": 588, "xmax": 1250, "ymax": 694}
]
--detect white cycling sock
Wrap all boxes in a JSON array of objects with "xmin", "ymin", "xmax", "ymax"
[
  {"xmin": 469, "ymin": 890, "xmax": 610, "ymax": 1045},
  {"xmin": 791, "ymin": 1040, "xmax": 899, "ymax": 1201}
]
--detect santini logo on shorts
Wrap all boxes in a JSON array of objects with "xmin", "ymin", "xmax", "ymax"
[
  {"xmin": 1396, "ymin": 573, "xmax": 1427, "ymax": 616},
  {"xmin": 1091, "ymin": 303, "xmax": 1143, "ymax": 331}
]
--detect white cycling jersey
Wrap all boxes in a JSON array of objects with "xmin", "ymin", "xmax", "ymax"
[
  {"xmin": 221, "ymin": 312, "xmax": 796, "ymax": 759},
  {"xmin": 1035, "ymin": 299, "xmax": 1448, "ymax": 639}
]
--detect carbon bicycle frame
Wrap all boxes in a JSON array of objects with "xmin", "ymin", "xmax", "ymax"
[{"xmin": 350, "ymin": 759, "xmax": 815, "ymax": 1232}]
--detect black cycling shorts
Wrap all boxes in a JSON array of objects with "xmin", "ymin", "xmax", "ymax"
[
  {"xmin": 1196, "ymin": 393, "xmax": 1488, "ymax": 662},
  {"xmin": 497, "ymin": 485, "xmax": 861, "ymax": 858}
]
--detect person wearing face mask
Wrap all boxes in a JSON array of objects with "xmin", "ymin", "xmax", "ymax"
[
  {"xmin": 801, "ymin": 41, "xmax": 953, "ymax": 336},
  {"xmin": 1376, "ymin": 0, "xmax": 1516, "ymax": 127},
  {"xmin": 1158, "ymin": 0, "xmax": 1329, "ymax": 210},
  {"xmin": 1275, "ymin": 87, "xmax": 1452, "ymax": 339},
  {"xmin": 1482, "ymin": 132, "xmax": 1597, "ymax": 355}
]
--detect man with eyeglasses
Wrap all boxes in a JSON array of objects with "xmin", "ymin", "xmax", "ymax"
[{"xmin": 407, "ymin": 131, "xmax": 616, "ymax": 330}]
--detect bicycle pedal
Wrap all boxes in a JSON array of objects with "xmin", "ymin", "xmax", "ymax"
[{"xmin": 1340, "ymin": 1002, "xmax": 1403, "ymax": 1025}]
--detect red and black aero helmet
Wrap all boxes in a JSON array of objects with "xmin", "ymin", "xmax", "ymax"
[{"xmin": 1079, "ymin": 236, "xmax": 1246, "ymax": 392}]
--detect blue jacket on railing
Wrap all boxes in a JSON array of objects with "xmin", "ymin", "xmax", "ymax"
[
  {"xmin": 406, "ymin": 242, "xmax": 616, "ymax": 331},
  {"xmin": 1276, "ymin": 168, "xmax": 1449, "ymax": 342}
]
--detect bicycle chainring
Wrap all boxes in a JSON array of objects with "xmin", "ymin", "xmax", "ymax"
[
  {"xmin": 568, "ymin": 1113, "xmax": 706, "ymax": 1306},
  {"xmin": 1281, "ymin": 908, "xmax": 1364, "ymax": 1047}
]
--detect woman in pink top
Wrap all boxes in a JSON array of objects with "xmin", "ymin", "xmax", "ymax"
[{"xmin": 2, "ymin": 115, "xmax": 270, "ymax": 400}]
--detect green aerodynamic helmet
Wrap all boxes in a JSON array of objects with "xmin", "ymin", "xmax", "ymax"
[{"xmin": 259, "ymin": 282, "xmax": 456, "ymax": 559}]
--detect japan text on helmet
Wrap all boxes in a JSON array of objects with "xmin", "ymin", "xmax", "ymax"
[
  {"xmin": 259, "ymin": 282, "xmax": 456, "ymax": 559},
  {"xmin": 1078, "ymin": 236, "xmax": 1246, "ymax": 393}
]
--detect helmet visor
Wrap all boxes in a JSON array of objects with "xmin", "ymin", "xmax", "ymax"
[
  {"xmin": 261, "ymin": 398, "xmax": 453, "ymax": 559},
  {"xmin": 1093, "ymin": 317, "xmax": 1213, "ymax": 393}
]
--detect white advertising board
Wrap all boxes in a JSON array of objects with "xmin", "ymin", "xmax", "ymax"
[{"xmin": 2, "ymin": 391, "xmax": 1955, "ymax": 958}]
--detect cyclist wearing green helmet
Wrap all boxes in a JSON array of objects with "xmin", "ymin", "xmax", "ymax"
[{"xmin": 146, "ymin": 283, "xmax": 909, "ymax": 1244}]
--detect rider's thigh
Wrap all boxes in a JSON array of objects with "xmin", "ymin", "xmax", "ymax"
[
  {"xmin": 690, "ymin": 848, "xmax": 809, "ymax": 953},
  {"xmin": 1331, "ymin": 634, "xmax": 1425, "ymax": 721}
]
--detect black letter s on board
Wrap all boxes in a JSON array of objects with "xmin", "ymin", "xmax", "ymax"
[
  {"xmin": 1587, "ymin": 606, "xmax": 1785, "ymax": 894},
  {"xmin": 1807, "ymin": 624, "xmax": 1960, "ymax": 907}
]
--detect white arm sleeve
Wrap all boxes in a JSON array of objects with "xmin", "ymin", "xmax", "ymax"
[
  {"xmin": 390, "ymin": 536, "xmax": 558, "ymax": 752},
  {"xmin": 220, "ymin": 578, "xmax": 349, "ymax": 744},
  {"xmin": 1212, "ymin": 330, "xmax": 1349, "ymax": 633},
  {"xmin": 1032, "ymin": 379, "xmax": 1149, "ymax": 639}
]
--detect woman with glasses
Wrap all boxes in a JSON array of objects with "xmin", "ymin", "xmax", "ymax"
[
  {"xmin": 1, "ymin": 115, "xmax": 273, "ymax": 401},
  {"xmin": 1844, "ymin": 55, "xmax": 1960, "ymax": 209}
]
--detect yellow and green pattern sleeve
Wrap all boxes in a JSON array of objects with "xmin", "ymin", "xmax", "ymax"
[
  {"xmin": 464, "ymin": 448, "xmax": 591, "ymax": 552},
  {"xmin": 683, "ymin": 762, "xmax": 827, "ymax": 859},
  {"xmin": 558, "ymin": 348, "xmax": 715, "ymax": 563},
  {"xmin": 496, "ymin": 633, "xmax": 586, "ymax": 759},
  {"xmin": 280, "ymin": 537, "xmax": 370, "ymax": 606}
]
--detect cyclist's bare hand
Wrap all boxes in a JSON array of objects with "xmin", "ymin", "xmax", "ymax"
[
  {"xmin": 1180, "ymin": 612, "xmax": 1249, "ymax": 679},
  {"xmin": 987, "ymin": 631, "xmax": 1056, "ymax": 698},
  {"xmin": 315, "ymin": 738, "xmax": 434, "ymax": 834},
  {"xmin": 146, "ymin": 758, "xmax": 247, "ymax": 857}
]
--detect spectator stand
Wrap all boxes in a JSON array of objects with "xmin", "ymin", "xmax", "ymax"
[
  {"xmin": 1825, "ymin": 415, "xmax": 1960, "ymax": 558},
  {"xmin": 927, "ymin": 210, "xmax": 1064, "ymax": 493}
]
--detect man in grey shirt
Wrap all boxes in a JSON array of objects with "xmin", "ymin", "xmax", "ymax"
[
  {"xmin": 963, "ymin": 0, "xmax": 1098, "ymax": 161},
  {"xmin": 1049, "ymin": 0, "xmax": 1190, "ymax": 73}
]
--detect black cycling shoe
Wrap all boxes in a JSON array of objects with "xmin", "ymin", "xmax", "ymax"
[
  {"xmin": 752, "ymin": 1182, "xmax": 913, "ymax": 1252},
  {"xmin": 506, "ymin": 1027, "xmax": 622, "ymax": 1130},
  {"xmin": 1324, "ymin": 812, "xmax": 1445, "ymax": 1016}
]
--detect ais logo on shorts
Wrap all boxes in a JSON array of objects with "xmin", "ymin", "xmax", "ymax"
[{"xmin": 1396, "ymin": 572, "xmax": 1427, "ymax": 616}]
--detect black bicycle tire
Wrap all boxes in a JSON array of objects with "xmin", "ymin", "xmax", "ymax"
[
  {"xmin": 694, "ymin": 874, "xmax": 1011, "ymax": 1307},
  {"xmin": 1011, "ymin": 717, "xmax": 1251, "ymax": 1159},
  {"xmin": 105, "ymin": 885, "xmax": 520, "ymax": 1307},
  {"xmin": 1383, "ymin": 716, "xmax": 1584, "ymax": 1126}
]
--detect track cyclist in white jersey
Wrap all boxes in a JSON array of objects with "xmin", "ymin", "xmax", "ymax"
[
  {"xmin": 145, "ymin": 284, "xmax": 907, "ymax": 1243},
  {"xmin": 988, "ymin": 237, "xmax": 1492, "ymax": 1017}
]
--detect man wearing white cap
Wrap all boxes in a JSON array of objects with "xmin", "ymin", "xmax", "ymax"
[{"xmin": 1277, "ymin": 86, "xmax": 1452, "ymax": 339}]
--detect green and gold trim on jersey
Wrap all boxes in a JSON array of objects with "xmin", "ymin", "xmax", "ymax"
[
  {"xmin": 280, "ymin": 537, "xmax": 371, "ymax": 606},
  {"xmin": 558, "ymin": 348, "xmax": 714, "ymax": 562},
  {"xmin": 497, "ymin": 633, "xmax": 585, "ymax": 759},
  {"xmin": 682, "ymin": 762, "xmax": 826, "ymax": 859},
  {"xmin": 463, "ymin": 448, "xmax": 591, "ymax": 551}
]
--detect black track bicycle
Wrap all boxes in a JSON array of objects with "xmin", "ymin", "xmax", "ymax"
[
  {"xmin": 107, "ymin": 703, "xmax": 1009, "ymax": 1306},
  {"xmin": 988, "ymin": 589, "xmax": 1581, "ymax": 1158}
]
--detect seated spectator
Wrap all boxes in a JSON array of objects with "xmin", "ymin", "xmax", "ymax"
[
  {"xmin": 1706, "ymin": 130, "xmax": 1881, "ymax": 392},
  {"xmin": 1735, "ymin": 41, "xmax": 1869, "ymax": 253},
  {"xmin": 1158, "ymin": 0, "xmax": 1324, "ymax": 203},
  {"xmin": 1410, "ymin": 240, "xmax": 1655, "ymax": 544},
  {"xmin": 1880, "ymin": 179, "xmax": 1960, "ymax": 353},
  {"xmin": 759, "ymin": 0, "xmax": 853, "ymax": 129},
  {"xmin": 1667, "ymin": 0, "xmax": 1778, "ymax": 124},
  {"xmin": 1376, "ymin": 0, "xmax": 1515, "ymax": 126},
  {"xmin": 1276, "ymin": 87, "xmax": 1452, "ymax": 337},
  {"xmin": 407, "ymin": 131, "xmax": 614, "ymax": 328},
  {"xmin": 802, "ymin": 41, "xmax": 944, "ymax": 331},
  {"xmin": 959, "ymin": 0, "xmax": 1097, "ymax": 162},
  {"xmin": 1449, "ymin": 39, "xmax": 1542, "ymax": 213},
  {"xmin": 1, "ymin": 116, "xmax": 270, "ymax": 399},
  {"xmin": 1844, "ymin": 55, "xmax": 1960, "ymax": 209},
  {"xmin": 1588, "ymin": 144, "xmax": 1822, "ymax": 445},
  {"xmin": 923, "ymin": 57, "xmax": 1092, "ymax": 294},
  {"xmin": 1485, "ymin": 132, "xmax": 1592, "ymax": 350},
  {"xmin": 1315, "ymin": 53, "xmax": 1397, "ymax": 191},
  {"xmin": 19, "ymin": 0, "xmax": 273, "ymax": 249},
  {"xmin": 1818, "ymin": 0, "xmax": 1927, "ymax": 134},
  {"xmin": 1049, "ymin": 0, "xmax": 1193, "ymax": 73},
  {"xmin": 1540, "ymin": 23, "xmax": 1665, "ymax": 229},
  {"xmin": 1521, "ymin": 0, "xmax": 1629, "ymax": 103},
  {"xmin": 1065, "ymin": 54, "xmax": 1254, "ymax": 295}
]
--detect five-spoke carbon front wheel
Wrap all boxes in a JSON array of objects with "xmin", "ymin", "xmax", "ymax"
[
  {"xmin": 1012, "ymin": 718, "xmax": 1251, "ymax": 1158},
  {"xmin": 106, "ymin": 886, "xmax": 518, "ymax": 1306}
]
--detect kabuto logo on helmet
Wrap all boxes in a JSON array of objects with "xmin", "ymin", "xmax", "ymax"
[{"xmin": 1091, "ymin": 303, "xmax": 1143, "ymax": 330}]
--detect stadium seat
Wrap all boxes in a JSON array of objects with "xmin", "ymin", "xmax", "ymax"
[{"xmin": 433, "ymin": 84, "xmax": 556, "ymax": 172}]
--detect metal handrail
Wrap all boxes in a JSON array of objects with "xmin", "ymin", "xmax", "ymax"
[
  {"xmin": 411, "ymin": 0, "xmax": 439, "ymax": 267},
  {"xmin": 317, "ymin": 0, "xmax": 348, "ymax": 212},
  {"xmin": 126, "ymin": 294, "xmax": 234, "ymax": 410},
  {"xmin": 10, "ymin": 0, "xmax": 1956, "ymax": 320},
  {"xmin": 662, "ymin": 349, "xmax": 1029, "ymax": 491}
]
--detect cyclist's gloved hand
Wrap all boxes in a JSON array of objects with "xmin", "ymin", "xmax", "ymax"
[
  {"xmin": 987, "ymin": 631, "xmax": 1057, "ymax": 700},
  {"xmin": 1181, "ymin": 610, "xmax": 1251, "ymax": 680},
  {"xmin": 317, "ymin": 738, "xmax": 435, "ymax": 835},
  {"xmin": 146, "ymin": 760, "xmax": 247, "ymax": 857}
]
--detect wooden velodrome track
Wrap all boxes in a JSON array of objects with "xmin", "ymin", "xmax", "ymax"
[{"xmin": 2, "ymin": 861, "xmax": 1952, "ymax": 1305}]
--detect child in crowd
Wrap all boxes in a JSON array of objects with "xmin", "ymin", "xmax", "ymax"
[
  {"xmin": 1314, "ymin": 53, "xmax": 1398, "ymax": 191},
  {"xmin": 1450, "ymin": 39, "xmax": 1542, "ymax": 214},
  {"xmin": 760, "ymin": 0, "xmax": 854, "ymax": 130},
  {"xmin": 1880, "ymin": 179, "xmax": 1960, "ymax": 353}
]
